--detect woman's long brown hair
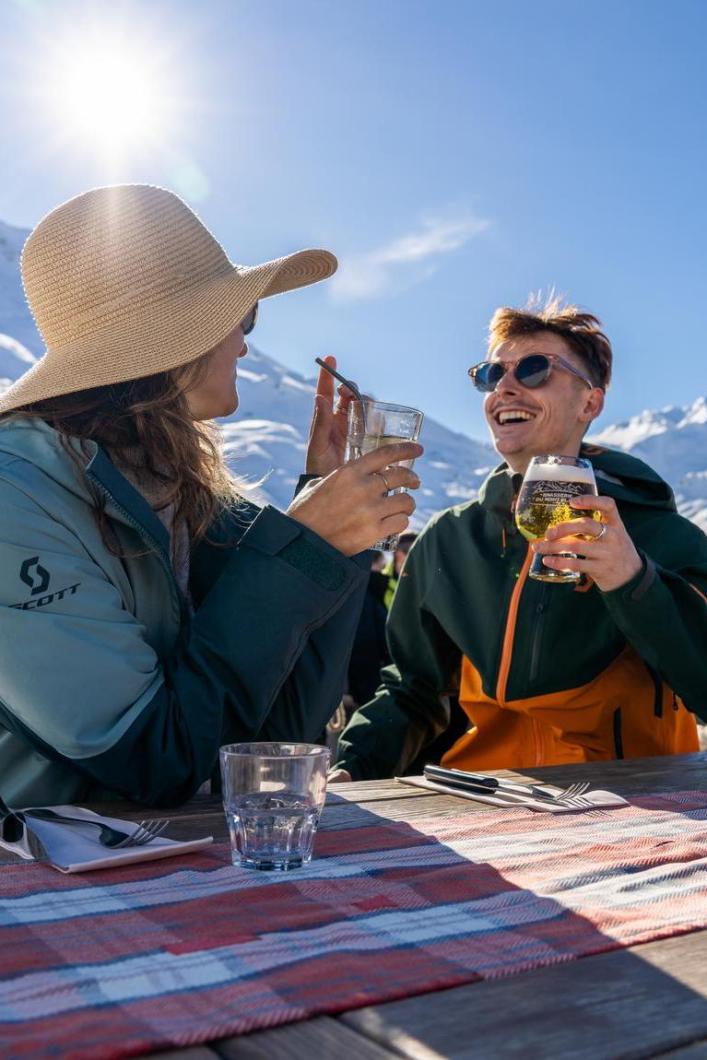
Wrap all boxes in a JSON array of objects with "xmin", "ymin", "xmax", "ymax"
[{"xmin": 4, "ymin": 356, "xmax": 241, "ymax": 554}]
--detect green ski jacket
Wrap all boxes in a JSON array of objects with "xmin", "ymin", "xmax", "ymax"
[
  {"xmin": 0, "ymin": 417, "xmax": 368, "ymax": 806},
  {"xmin": 337, "ymin": 446, "xmax": 707, "ymax": 779}
]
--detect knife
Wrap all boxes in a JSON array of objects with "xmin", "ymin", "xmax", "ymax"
[
  {"xmin": 0, "ymin": 794, "xmax": 24, "ymax": 842},
  {"xmin": 0, "ymin": 795, "xmax": 50, "ymax": 860},
  {"xmin": 423, "ymin": 765, "xmax": 558, "ymax": 802}
]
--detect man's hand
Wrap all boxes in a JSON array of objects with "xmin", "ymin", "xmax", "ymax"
[
  {"xmin": 287, "ymin": 441, "xmax": 422, "ymax": 556},
  {"xmin": 328, "ymin": 769, "xmax": 352, "ymax": 783},
  {"xmin": 305, "ymin": 355, "xmax": 355, "ymax": 477},
  {"xmin": 532, "ymin": 494, "xmax": 643, "ymax": 592}
]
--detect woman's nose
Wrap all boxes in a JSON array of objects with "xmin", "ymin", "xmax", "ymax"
[{"xmin": 239, "ymin": 341, "xmax": 249, "ymax": 359}]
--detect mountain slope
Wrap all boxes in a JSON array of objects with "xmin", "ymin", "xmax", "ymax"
[
  {"xmin": 0, "ymin": 221, "xmax": 42, "ymax": 357},
  {"xmin": 590, "ymin": 400, "xmax": 707, "ymax": 530},
  {"xmin": 0, "ymin": 218, "xmax": 705, "ymax": 531}
]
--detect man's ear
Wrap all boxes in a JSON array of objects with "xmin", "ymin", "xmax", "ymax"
[{"xmin": 581, "ymin": 387, "xmax": 605, "ymax": 424}]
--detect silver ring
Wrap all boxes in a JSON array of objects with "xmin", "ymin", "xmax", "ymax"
[
  {"xmin": 374, "ymin": 471, "xmax": 390, "ymax": 493},
  {"xmin": 595, "ymin": 523, "xmax": 607, "ymax": 540}
]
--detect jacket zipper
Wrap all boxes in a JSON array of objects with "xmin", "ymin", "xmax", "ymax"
[
  {"xmin": 529, "ymin": 584, "xmax": 548, "ymax": 685},
  {"xmin": 646, "ymin": 665, "xmax": 663, "ymax": 717},
  {"xmin": 613, "ymin": 708, "xmax": 624, "ymax": 758},
  {"xmin": 87, "ymin": 476, "xmax": 184, "ymax": 619}
]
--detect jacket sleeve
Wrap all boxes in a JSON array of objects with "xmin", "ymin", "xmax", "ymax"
[
  {"xmin": 0, "ymin": 482, "xmax": 367, "ymax": 805},
  {"xmin": 600, "ymin": 513, "xmax": 707, "ymax": 718},
  {"xmin": 335, "ymin": 531, "xmax": 461, "ymax": 780}
]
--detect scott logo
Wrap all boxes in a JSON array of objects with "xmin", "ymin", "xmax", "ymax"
[
  {"xmin": 20, "ymin": 557, "xmax": 50, "ymax": 596},
  {"xmin": 10, "ymin": 581, "xmax": 81, "ymax": 610}
]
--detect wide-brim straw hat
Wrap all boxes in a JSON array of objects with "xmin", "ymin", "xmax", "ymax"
[{"xmin": 0, "ymin": 184, "xmax": 337, "ymax": 413}]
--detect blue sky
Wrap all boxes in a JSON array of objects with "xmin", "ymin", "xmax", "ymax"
[{"xmin": 0, "ymin": 0, "xmax": 705, "ymax": 440}]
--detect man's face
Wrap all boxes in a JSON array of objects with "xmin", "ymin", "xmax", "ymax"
[{"xmin": 483, "ymin": 332, "xmax": 604, "ymax": 474}]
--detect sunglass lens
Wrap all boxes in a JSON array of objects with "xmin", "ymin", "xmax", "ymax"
[
  {"xmin": 516, "ymin": 354, "xmax": 551, "ymax": 388},
  {"xmin": 472, "ymin": 362, "xmax": 505, "ymax": 392},
  {"xmin": 241, "ymin": 303, "xmax": 258, "ymax": 336}
]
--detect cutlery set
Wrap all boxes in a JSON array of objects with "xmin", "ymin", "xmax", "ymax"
[
  {"xmin": 423, "ymin": 765, "xmax": 602, "ymax": 812},
  {"xmin": 0, "ymin": 795, "xmax": 170, "ymax": 856}
]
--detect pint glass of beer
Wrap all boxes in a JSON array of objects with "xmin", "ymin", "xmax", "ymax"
[{"xmin": 515, "ymin": 454, "xmax": 599, "ymax": 583}]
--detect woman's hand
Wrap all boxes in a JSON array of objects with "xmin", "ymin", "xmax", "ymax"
[
  {"xmin": 305, "ymin": 355, "xmax": 355, "ymax": 477},
  {"xmin": 532, "ymin": 494, "xmax": 643, "ymax": 592},
  {"xmin": 287, "ymin": 441, "xmax": 423, "ymax": 556}
]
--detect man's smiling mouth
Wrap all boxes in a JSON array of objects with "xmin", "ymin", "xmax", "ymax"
[{"xmin": 494, "ymin": 408, "xmax": 537, "ymax": 425}]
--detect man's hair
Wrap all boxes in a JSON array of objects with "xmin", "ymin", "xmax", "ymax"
[{"xmin": 487, "ymin": 293, "xmax": 612, "ymax": 390}]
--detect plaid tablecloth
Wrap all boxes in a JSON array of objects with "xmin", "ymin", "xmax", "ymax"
[{"xmin": 2, "ymin": 791, "xmax": 707, "ymax": 1059}]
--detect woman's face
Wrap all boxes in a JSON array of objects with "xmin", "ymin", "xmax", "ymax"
[{"xmin": 185, "ymin": 326, "xmax": 248, "ymax": 421}]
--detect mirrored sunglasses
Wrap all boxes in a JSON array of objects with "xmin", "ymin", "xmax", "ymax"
[
  {"xmin": 468, "ymin": 352, "xmax": 594, "ymax": 393},
  {"xmin": 241, "ymin": 302, "xmax": 259, "ymax": 336}
]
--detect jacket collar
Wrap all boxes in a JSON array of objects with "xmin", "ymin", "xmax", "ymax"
[
  {"xmin": 85, "ymin": 446, "xmax": 171, "ymax": 560},
  {"xmin": 477, "ymin": 464, "xmax": 522, "ymax": 524}
]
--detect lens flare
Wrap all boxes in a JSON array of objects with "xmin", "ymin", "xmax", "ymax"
[{"xmin": 41, "ymin": 28, "xmax": 178, "ymax": 158}]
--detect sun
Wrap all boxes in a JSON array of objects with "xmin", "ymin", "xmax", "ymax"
[{"xmin": 41, "ymin": 27, "xmax": 177, "ymax": 158}]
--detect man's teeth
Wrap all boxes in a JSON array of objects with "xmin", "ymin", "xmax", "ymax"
[{"xmin": 497, "ymin": 410, "xmax": 534, "ymax": 424}]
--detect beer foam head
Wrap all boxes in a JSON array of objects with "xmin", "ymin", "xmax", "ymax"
[{"xmin": 524, "ymin": 456, "xmax": 596, "ymax": 485}]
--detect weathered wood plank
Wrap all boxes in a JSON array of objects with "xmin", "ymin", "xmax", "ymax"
[
  {"xmin": 319, "ymin": 792, "xmax": 477, "ymax": 830},
  {"xmin": 342, "ymin": 931, "xmax": 707, "ymax": 1060},
  {"xmin": 507, "ymin": 753, "xmax": 707, "ymax": 797},
  {"xmin": 326, "ymin": 779, "xmax": 438, "ymax": 803},
  {"xmin": 213, "ymin": 1015, "xmax": 398, "ymax": 1058}
]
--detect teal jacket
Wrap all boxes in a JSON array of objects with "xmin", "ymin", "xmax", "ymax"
[{"xmin": 0, "ymin": 417, "xmax": 368, "ymax": 806}]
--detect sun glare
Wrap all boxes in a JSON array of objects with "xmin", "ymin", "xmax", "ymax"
[{"xmin": 42, "ymin": 29, "xmax": 177, "ymax": 158}]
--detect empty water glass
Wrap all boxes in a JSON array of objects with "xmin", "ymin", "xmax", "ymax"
[{"xmin": 219, "ymin": 742, "xmax": 330, "ymax": 871}]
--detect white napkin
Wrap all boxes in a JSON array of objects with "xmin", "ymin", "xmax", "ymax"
[
  {"xmin": 0, "ymin": 805, "xmax": 213, "ymax": 873},
  {"xmin": 397, "ymin": 775, "xmax": 629, "ymax": 813}
]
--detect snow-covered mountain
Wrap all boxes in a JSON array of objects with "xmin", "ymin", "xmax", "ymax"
[
  {"xmin": 221, "ymin": 349, "xmax": 496, "ymax": 524},
  {"xmin": 0, "ymin": 218, "xmax": 705, "ymax": 531},
  {"xmin": 0, "ymin": 221, "xmax": 42, "ymax": 358},
  {"xmin": 589, "ymin": 401, "xmax": 707, "ymax": 531},
  {"xmin": 0, "ymin": 332, "xmax": 495, "ymax": 526}
]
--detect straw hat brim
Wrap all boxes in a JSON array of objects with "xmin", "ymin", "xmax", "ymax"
[{"xmin": 0, "ymin": 248, "xmax": 336, "ymax": 413}]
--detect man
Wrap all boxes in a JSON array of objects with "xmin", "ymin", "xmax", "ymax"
[{"xmin": 334, "ymin": 297, "xmax": 707, "ymax": 780}]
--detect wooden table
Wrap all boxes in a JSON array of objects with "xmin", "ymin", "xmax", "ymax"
[{"xmin": 6, "ymin": 754, "xmax": 707, "ymax": 1059}]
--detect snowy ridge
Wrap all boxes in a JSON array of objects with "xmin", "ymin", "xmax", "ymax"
[
  {"xmin": 0, "ymin": 217, "xmax": 704, "ymax": 531},
  {"xmin": 0, "ymin": 221, "xmax": 42, "ymax": 357},
  {"xmin": 590, "ymin": 399, "xmax": 707, "ymax": 529},
  {"xmin": 219, "ymin": 344, "xmax": 495, "ymax": 526}
]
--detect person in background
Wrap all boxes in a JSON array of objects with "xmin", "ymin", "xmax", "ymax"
[
  {"xmin": 383, "ymin": 531, "xmax": 419, "ymax": 610},
  {"xmin": 0, "ymin": 184, "xmax": 421, "ymax": 807},
  {"xmin": 333, "ymin": 295, "xmax": 707, "ymax": 781}
]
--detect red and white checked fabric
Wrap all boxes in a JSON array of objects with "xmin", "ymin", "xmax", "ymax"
[{"xmin": 2, "ymin": 791, "xmax": 707, "ymax": 1059}]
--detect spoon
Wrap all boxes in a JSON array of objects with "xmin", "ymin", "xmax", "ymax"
[{"xmin": 315, "ymin": 357, "xmax": 368, "ymax": 431}]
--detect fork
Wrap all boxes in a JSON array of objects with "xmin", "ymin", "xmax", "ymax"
[
  {"xmin": 24, "ymin": 808, "xmax": 170, "ymax": 848},
  {"xmin": 548, "ymin": 782, "xmax": 591, "ymax": 802},
  {"xmin": 554, "ymin": 789, "xmax": 611, "ymax": 817}
]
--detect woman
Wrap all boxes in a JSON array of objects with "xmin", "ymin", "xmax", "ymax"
[{"xmin": 0, "ymin": 184, "xmax": 420, "ymax": 806}]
